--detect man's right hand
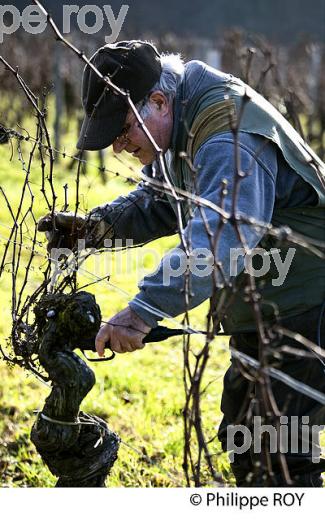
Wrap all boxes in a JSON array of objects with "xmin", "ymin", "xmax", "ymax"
[{"xmin": 37, "ymin": 212, "xmax": 87, "ymax": 252}]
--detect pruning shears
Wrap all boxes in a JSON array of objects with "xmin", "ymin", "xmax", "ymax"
[{"xmin": 79, "ymin": 326, "xmax": 194, "ymax": 362}]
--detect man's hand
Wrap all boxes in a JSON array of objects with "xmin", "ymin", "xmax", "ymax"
[
  {"xmin": 37, "ymin": 212, "xmax": 87, "ymax": 252},
  {"xmin": 38, "ymin": 208, "xmax": 114, "ymax": 252},
  {"xmin": 96, "ymin": 306, "xmax": 151, "ymax": 356}
]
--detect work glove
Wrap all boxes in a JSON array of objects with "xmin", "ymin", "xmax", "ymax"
[
  {"xmin": 38, "ymin": 208, "xmax": 114, "ymax": 253},
  {"xmin": 37, "ymin": 212, "xmax": 87, "ymax": 252}
]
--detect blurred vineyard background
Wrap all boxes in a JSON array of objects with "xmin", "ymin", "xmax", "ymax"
[
  {"xmin": 0, "ymin": 0, "xmax": 324, "ymax": 486},
  {"xmin": 2, "ymin": 0, "xmax": 325, "ymax": 161}
]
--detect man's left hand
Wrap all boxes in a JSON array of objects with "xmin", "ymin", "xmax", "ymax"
[{"xmin": 95, "ymin": 306, "xmax": 151, "ymax": 356}]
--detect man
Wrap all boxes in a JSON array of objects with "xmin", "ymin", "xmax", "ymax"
[{"xmin": 39, "ymin": 40, "xmax": 325, "ymax": 486}]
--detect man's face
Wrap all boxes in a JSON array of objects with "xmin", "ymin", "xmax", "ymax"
[{"xmin": 112, "ymin": 91, "xmax": 173, "ymax": 165}]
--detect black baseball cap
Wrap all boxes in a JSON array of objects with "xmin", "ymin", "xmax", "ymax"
[{"xmin": 77, "ymin": 40, "xmax": 162, "ymax": 151}]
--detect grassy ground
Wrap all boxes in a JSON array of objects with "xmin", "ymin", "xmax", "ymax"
[{"xmin": 0, "ymin": 127, "xmax": 232, "ymax": 487}]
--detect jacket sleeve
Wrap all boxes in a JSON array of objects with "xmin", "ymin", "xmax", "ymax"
[
  {"xmin": 129, "ymin": 133, "xmax": 278, "ymax": 327},
  {"xmin": 86, "ymin": 164, "xmax": 178, "ymax": 248}
]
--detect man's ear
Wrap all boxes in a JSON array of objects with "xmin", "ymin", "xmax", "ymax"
[{"xmin": 149, "ymin": 91, "xmax": 169, "ymax": 114}]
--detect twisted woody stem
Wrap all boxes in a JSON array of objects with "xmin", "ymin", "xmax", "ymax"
[{"xmin": 30, "ymin": 291, "xmax": 120, "ymax": 487}]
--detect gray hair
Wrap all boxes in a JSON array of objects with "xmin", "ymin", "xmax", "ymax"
[{"xmin": 136, "ymin": 53, "xmax": 184, "ymax": 120}]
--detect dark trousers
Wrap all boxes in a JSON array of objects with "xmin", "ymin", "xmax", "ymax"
[{"xmin": 218, "ymin": 305, "xmax": 325, "ymax": 487}]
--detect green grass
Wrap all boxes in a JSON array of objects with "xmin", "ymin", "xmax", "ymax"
[{"xmin": 0, "ymin": 128, "xmax": 231, "ymax": 487}]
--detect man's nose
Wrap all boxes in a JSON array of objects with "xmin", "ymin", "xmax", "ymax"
[{"xmin": 112, "ymin": 137, "xmax": 127, "ymax": 154}]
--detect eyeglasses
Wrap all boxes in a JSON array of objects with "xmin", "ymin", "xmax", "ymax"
[
  {"xmin": 116, "ymin": 125, "xmax": 130, "ymax": 145},
  {"xmin": 115, "ymin": 105, "xmax": 144, "ymax": 145}
]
